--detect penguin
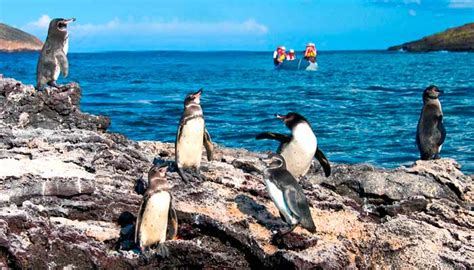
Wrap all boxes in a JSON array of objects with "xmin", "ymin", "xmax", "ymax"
[
  {"xmin": 36, "ymin": 18, "xmax": 75, "ymax": 90},
  {"xmin": 175, "ymin": 89, "xmax": 214, "ymax": 182},
  {"xmin": 135, "ymin": 164, "xmax": 178, "ymax": 257},
  {"xmin": 256, "ymin": 112, "xmax": 331, "ymax": 178},
  {"xmin": 416, "ymin": 85, "xmax": 446, "ymax": 160},
  {"xmin": 261, "ymin": 153, "xmax": 316, "ymax": 237}
]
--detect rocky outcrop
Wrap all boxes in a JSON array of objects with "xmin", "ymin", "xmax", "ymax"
[
  {"xmin": 0, "ymin": 24, "xmax": 43, "ymax": 52},
  {"xmin": 0, "ymin": 77, "xmax": 110, "ymax": 131},
  {"xmin": 388, "ymin": 23, "xmax": 474, "ymax": 52},
  {"xmin": 0, "ymin": 77, "xmax": 473, "ymax": 269}
]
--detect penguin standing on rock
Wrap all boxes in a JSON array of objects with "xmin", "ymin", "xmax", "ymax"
[
  {"xmin": 36, "ymin": 18, "xmax": 75, "ymax": 90},
  {"xmin": 256, "ymin": 112, "xmax": 331, "ymax": 178},
  {"xmin": 135, "ymin": 164, "xmax": 178, "ymax": 257},
  {"xmin": 175, "ymin": 89, "xmax": 214, "ymax": 182},
  {"xmin": 261, "ymin": 153, "xmax": 316, "ymax": 238},
  {"xmin": 416, "ymin": 85, "xmax": 446, "ymax": 160}
]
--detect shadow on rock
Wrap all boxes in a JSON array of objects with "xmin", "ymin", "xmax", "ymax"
[
  {"xmin": 235, "ymin": 194, "xmax": 283, "ymax": 231},
  {"xmin": 152, "ymin": 157, "xmax": 177, "ymax": 172},
  {"xmin": 115, "ymin": 211, "xmax": 138, "ymax": 252}
]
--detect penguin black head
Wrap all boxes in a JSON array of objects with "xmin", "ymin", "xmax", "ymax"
[
  {"xmin": 147, "ymin": 164, "xmax": 169, "ymax": 192},
  {"xmin": 275, "ymin": 112, "xmax": 309, "ymax": 129},
  {"xmin": 184, "ymin": 88, "xmax": 203, "ymax": 106},
  {"xmin": 423, "ymin": 85, "xmax": 443, "ymax": 102},
  {"xmin": 260, "ymin": 153, "xmax": 286, "ymax": 170},
  {"xmin": 48, "ymin": 18, "xmax": 75, "ymax": 37}
]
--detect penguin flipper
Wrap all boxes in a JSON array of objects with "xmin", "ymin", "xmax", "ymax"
[
  {"xmin": 134, "ymin": 196, "xmax": 149, "ymax": 245},
  {"xmin": 55, "ymin": 51, "xmax": 69, "ymax": 77},
  {"xmin": 315, "ymin": 148, "xmax": 331, "ymax": 177},
  {"xmin": 166, "ymin": 200, "xmax": 178, "ymax": 240},
  {"xmin": 175, "ymin": 125, "xmax": 184, "ymax": 177},
  {"xmin": 255, "ymin": 132, "xmax": 291, "ymax": 143},
  {"xmin": 438, "ymin": 115, "xmax": 446, "ymax": 148},
  {"xmin": 203, "ymin": 128, "xmax": 214, "ymax": 161},
  {"xmin": 283, "ymin": 186, "xmax": 316, "ymax": 233}
]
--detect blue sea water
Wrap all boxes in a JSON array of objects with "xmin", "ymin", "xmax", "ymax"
[{"xmin": 1, "ymin": 51, "xmax": 473, "ymax": 173}]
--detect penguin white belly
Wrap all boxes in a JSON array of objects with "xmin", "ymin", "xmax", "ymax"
[
  {"xmin": 264, "ymin": 179, "xmax": 298, "ymax": 225},
  {"xmin": 139, "ymin": 192, "xmax": 170, "ymax": 247},
  {"xmin": 177, "ymin": 118, "xmax": 205, "ymax": 168},
  {"xmin": 280, "ymin": 124, "xmax": 317, "ymax": 177},
  {"xmin": 53, "ymin": 58, "xmax": 60, "ymax": 81}
]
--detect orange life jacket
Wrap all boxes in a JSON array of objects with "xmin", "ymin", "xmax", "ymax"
[
  {"xmin": 277, "ymin": 53, "xmax": 286, "ymax": 62},
  {"xmin": 305, "ymin": 47, "xmax": 316, "ymax": 58}
]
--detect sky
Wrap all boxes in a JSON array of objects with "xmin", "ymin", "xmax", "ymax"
[{"xmin": 0, "ymin": 0, "xmax": 473, "ymax": 52}]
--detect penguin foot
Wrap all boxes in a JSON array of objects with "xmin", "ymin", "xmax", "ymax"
[
  {"xmin": 47, "ymin": 81, "xmax": 61, "ymax": 88},
  {"xmin": 179, "ymin": 168, "xmax": 203, "ymax": 183},
  {"xmin": 155, "ymin": 243, "xmax": 169, "ymax": 258},
  {"xmin": 191, "ymin": 171, "xmax": 203, "ymax": 182},
  {"xmin": 140, "ymin": 249, "xmax": 153, "ymax": 263},
  {"xmin": 177, "ymin": 168, "xmax": 191, "ymax": 183}
]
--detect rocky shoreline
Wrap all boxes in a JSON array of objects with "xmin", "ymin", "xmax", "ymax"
[
  {"xmin": 0, "ymin": 77, "xmax": 473, "ymax": 269},
  {"xmin": 388, "ymin": 23, "xmax": 474, "ymax": 52},
  {"xmin": 0, "ymin": 24, "xmax": 43, "ymax": 53}
]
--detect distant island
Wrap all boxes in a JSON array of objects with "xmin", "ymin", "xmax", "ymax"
[
  {"xmin": 0, "ymin": 23, "xmax": 43, "ymax": 52},
  {"xmin": 388, "ymin": 23, "xmax": 474, "ymax": 52}
]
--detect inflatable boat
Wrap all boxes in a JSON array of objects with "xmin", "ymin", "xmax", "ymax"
[{"xmin": 275, "ymin": 59, "xmax": 318, "ymax": 71}]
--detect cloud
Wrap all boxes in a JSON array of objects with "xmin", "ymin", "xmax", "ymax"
[
  {"xmin": 408, "ymin": 9, "xmax": 417, "ymax": 16},
  {"xmin": 72, "ymin": 18, "xmax": 268, "ymax": 37},
  {"xmin": 21, "ymin": 15, "xmax": 269, "ymax": 50},
  {"xmin": 26, "ymin": 14, "xmax": 51, "ymax": 29},
  {"xmin": 448, "ymin": 0, "xmax": 474, "ymax": 8}
]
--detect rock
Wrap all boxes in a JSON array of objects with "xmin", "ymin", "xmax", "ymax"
[
  {"xmin": 0, "ymin": 78, "xmax": 110, "ymax": 131},
  {"xmin": 0, "ymin": 24, "xmax": 43, "ymax": 52},
  {"xmin": 388, "ymin": 23, "xmax": 474, "ymax": 52},
  {"xmin": 49, "ymin": 217, "xmax": 119, "ymax": 242},
  {"xmin": 313, "ymin": 160, "xmax": 473, "ymax": 210},
  {"xmin": 0, "ymin": 77, "xmax": 473, "ymax": 269}
]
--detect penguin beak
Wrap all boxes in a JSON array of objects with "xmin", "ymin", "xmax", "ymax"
[
  {"xmin": 158, "ymin": 165, "xmax": 169, "ymax": 174},
  {"xmin": 57, "ymin": 18, "xmax": 75, "ymax": 31},
  {"xmin": 193, "ymin": 89, "xmax": 203, "ymax": 98},
  {"xmin": 64, "ymin": 18, "xmax": 76, "ymax": 24},
  {"xmin": 437, "ymin": 89, "xmax": 444, "ymax": 95},
  {"xmin": 274, "ymin": 114, "xmax": 286, "ymax": 120}
]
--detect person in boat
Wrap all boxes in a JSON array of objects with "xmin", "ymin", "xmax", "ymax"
[
  {"xmin": 273, "ymin": 46, "xmax": 286, "ymax": 66},
  {"xmin": 286, "ymin": 49, "xmax": 296, "ymax": 61},
  {"xmin": 304, "ymin": 43, "xmax": 317, "ymax": 63}
]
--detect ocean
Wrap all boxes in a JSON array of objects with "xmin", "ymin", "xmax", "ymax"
[{"xmin": 1, "ymin": 51, "xmax": 473, "ymax": 173}]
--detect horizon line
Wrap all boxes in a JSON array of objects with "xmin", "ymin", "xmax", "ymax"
[
  {"xmin": 3, "ymin": 49, "xmax": 472, "ymax": 54},
  {"xmin": 3, "ymin": 48, "xmax": 392, "ymax": 54}
]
